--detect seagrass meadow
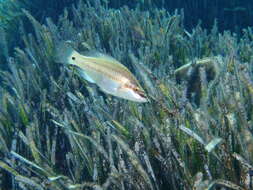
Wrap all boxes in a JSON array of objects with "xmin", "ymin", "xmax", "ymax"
[{"xmin": 1, "ymin": 0, "xmax": 253, "ymax": 190}]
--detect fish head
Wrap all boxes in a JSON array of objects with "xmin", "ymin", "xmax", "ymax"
[{"xmin": 117, "ymin": 83, "xmax": 148, "ymax": 103}]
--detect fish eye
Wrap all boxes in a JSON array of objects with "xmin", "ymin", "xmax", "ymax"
[{"xmin": 72, "ymin": 57, "xmax": 76, "ymax": 60}]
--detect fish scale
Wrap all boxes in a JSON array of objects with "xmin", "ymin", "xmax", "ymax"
[
  {"xmin": 75, "ymin": 58, "xmax": 128, "ymax": 85},
  {"xmin": 81, "ymin": 57, "xmax": 137, "ymax": 83}
]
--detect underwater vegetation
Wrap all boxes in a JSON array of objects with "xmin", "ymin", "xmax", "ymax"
[
  {"xmin": 0, "ymin": 0, "xmax": 76, "ymax": 63},
  {"xmin": 107, "ymin": 0, "xmax": 253, "ymax": 33},
  {"xmin": 1, "ymin": 0, "xmax": 253, "ymax": 189},
  {"xmin": 0, "ymin": 0, "xmax": 252, "ymax": 64}
]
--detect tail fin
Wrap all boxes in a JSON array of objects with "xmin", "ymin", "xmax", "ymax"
[{"xmin": 54, "ymin": 41, "xmax": 77, "ymax": 65}]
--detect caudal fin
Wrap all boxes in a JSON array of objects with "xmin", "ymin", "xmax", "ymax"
[{"xmin": 54, "ymin": 41, "xmax": 77, "ymax": 65}]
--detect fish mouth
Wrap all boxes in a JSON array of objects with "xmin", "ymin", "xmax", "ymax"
[
  {"xmin": 123, "ymin": 83, "xmax": 148, "ymax": 102},
  {"xmin": 136, "ymin": 89, "xmax": 147, "ymax": 98},
  {"xmin": 132, "ymin": 87, "xmax": 148, "ymax": 101}
]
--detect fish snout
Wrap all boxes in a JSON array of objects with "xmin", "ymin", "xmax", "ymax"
[
  {"xmin": 133, "ymin": 88, "xmax": 148, "ymax": 102},
  {"xmin": 118, "ymin": 85, "xmax": 148, "ymax": 103}
]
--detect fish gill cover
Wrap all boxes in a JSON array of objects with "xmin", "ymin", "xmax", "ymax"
[{"xmin": 0, "ymin": 0, "xmax": 253, "ymax": 190}]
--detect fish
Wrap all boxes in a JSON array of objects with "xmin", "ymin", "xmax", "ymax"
[{"xmin": 55, "ymin": 42, "xmax": 148, "ymax": 102}]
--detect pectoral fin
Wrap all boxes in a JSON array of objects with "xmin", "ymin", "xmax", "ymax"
[{"xmin": 78, "ymin": 69, "xmax": 96, "ymax": 83}]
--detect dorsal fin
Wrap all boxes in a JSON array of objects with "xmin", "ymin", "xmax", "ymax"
[{"xmin": 84, "ymin": 51, "xmax": 120, "ymax": 63}]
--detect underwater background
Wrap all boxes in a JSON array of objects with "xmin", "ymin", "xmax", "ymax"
[{"xmin": 1, "ymin": 0, "xmax": 253, "ymax": 189}]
